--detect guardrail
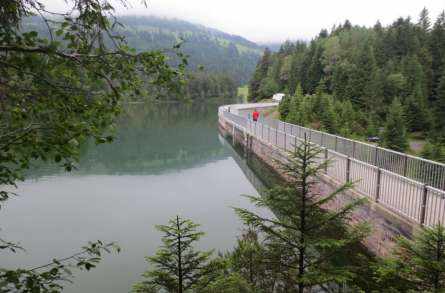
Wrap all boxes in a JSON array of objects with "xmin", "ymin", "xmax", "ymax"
[
  {"xmin": 220, "ymin": 107, "xmax": 445, "ymax": 227},
  {"xmin": 234, "ymin": 111, "xmax": 445, "ymax": 191}
]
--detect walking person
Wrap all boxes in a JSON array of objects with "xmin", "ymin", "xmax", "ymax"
[{"xmin": 252, "ymin": 109, "xmax": 259, "ymax": 122}]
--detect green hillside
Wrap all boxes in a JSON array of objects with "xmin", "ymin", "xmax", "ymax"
[
  {"xmin": 249, "ymin": 9, "xmax": 445, "ymax": 160},
  {"xmin": 23, "ymin": 15, "xmax": 263, "ymax": 85},
  {"xmin": 117, "ymin": 16, "xmax": 263, "ymax": 84}
]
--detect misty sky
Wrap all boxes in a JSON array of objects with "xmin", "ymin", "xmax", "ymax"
[{"xmin": 43, "ymin": 0, "xmax": 444, "ymax": 43}]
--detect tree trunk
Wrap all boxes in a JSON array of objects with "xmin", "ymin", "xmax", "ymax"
[
  {"xmin": 298, "ymin": 137, "xmax": 309, "ymax": 293},
  {"xmin": 176, "ymin": 216, "xmax": 183, "ymax": 293}
]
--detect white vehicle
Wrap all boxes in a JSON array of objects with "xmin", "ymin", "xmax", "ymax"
[{"xmin": 272, "ymin": 93, "xmax": 285, "ymax": 102}]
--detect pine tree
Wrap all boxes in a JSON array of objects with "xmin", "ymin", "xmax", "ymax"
[
  {"xmin": 294, "ymin": 82, "xmax": 304, "ymax": 97},
  {"xmin": 278, "ymin": 95, "xmax": 291, "ymax": 120},
  {"xmin": 312, "ymin": 80, "xmax": 337, "ymax": 132},
  {"xmin": 286, "ymin": 95, "xmax": 301, "ymax": 125},
  {"xmin": 319, "ymin": 95, "xmax": 338, "ymax": 133},
  {"xmin": 382, "ymin": 98, "xmax": 408, "ymax": 152},
  {"xmin": 418, "ymin": 7, "xmax": 431, "ymax": 32},
  {"xmin": 286, "ymin": 84, "xmax": 304, "ymax": 125},
  {"xmin": 134, "ymin": 216, "xmax": 215, "ymax": 293},
  {"xmin": 259, "ymin": 77, "xmax": 279, "ymax": 99},
  {"xmin": 305, "ymin": 43, "xmax": 324, "ymax": 94},
  {"xmin": 402, "ymin": 55, "xmax": 430, "ymax": 131},
  {"xmin": 402, "ymin": 54, "xmax": 426, "ymax": 99},
  {"xmin": 343, "ymin": 19, "xmax": 352, "ymax": 30},
  {"xmin": 375, "ymin": 225, "xmax": 445, "ymax": 291},
  {"xmin": 234, "ymin": 137, "xmax": 368, "ymax": 292},
  {"xmin": 421, "ymin": 141, "xmax": 445, "ymax": 162},
  {"xmin": 431, "ymin": 11, "xmax": 445, "ymax": 99},
  {"xmin": 248, "ymin": 48, "xmax": 272, "ymax": 101},
  {"xmin": 335, "ymin": 100, "xmax": 357, "ymax": 137},
  {"xmin": 199, "ymin": 273, "xmax": 254, "ymax": 293},
  {"xmin": 228, "ymin": 228, "xmax": 277, "ymax": 291},
  {"xmin": 404, "ymin": 93, "xmax": 431, "ymax": 132},
  {"xmin": 435, "ymin": 70, "xmax": 445, "ymax": 138},
  {"xmin": 332, "ymin": 61, "xmax": 354, "ymax": 100},
  {"xmin": 350, "ymin": 41, "xmax": 377, "ymax": 108}
]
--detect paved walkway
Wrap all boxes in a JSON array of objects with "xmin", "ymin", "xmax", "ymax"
[{"xmin": 225, "ymin": 102, "xmax": 278, "ymax": 115}]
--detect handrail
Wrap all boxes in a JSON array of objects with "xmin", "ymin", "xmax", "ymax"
[
  {"xmin": 219, "ymin": 106, "xmax": 445, "ymax": 227},
  {"xmin": 236, "ymin": 107, "xmax": 445, "ymax": 190}
]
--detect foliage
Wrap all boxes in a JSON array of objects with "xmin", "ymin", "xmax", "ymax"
[
  {"xmin": 0, "ymin": 241, "xmax": 120, "ymax": 292},
  {"xmin": 0, "ymin": 0, "xmax": 183, "ymax": 291},
  {"xmin": 182, "ymin": 71, "xmax": 237, "ymax": 100},
  {"xmin": 234, "ymin": 137, "xmax": 369, "ymax": 292},
  {"xmin": 248, "ymin": 8, "xmax": 445, "ymax": 154},
  {"xmin": 227, "ymin": 228, "xmax": 277, "ymax": 291},
  {"xmin": 435, "ymin": 68, "xmax": 445, "ymax": 138},
  {"xmin": 278, "ymin": 94, "xmax": 291, "ymax": 120},
  {"xmin": 422, "ymin": 141, "xmax": 445, "ymax": 163},
  {"xmin": 0, "ymin": 0, "xmax": 184, "ymax": 205},
  {"xmin": 248, "ymin": 48, "xmax": 271, "ymax": 101},
  {"xmin": 198, "ymin": 273, "xmax": 254, "ymax": 293},
  {"xmin": 374, "ymin": 224, "xmax": 445, "ymax": 292},
  {"xmin": 133, "ymin": 216, "xmax": 216, "ymax": 293},
  {"xmin": 26, "ymin": 15, "xmax": 263, "ymax": 85},
  {"xmin": 382, "ymin": 98, "xmax": 408, "ymax": 152}
]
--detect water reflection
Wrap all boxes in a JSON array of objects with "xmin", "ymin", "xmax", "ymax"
[
  {"xmin": 1, "ymin": 100, "xmax": 269, "ymax": 293},
  {"xmin": 26, "ymin": 102, "xmax": 230, "ymax": 178}
]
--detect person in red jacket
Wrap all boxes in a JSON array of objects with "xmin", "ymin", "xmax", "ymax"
[{"xmin": 252, "ymin": 109, "xmax": 259, "ymax": 122}]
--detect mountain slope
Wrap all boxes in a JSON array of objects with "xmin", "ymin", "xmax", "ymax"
[{"xmin": 117, "ymin": 16, "xmax": 263, "ymax": 84}]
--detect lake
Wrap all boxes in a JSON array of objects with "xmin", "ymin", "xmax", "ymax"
[{"xmin": 0, "ymin": 101, "xmax": 268, "ymax": 293}]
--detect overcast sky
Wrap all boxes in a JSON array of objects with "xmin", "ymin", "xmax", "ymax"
[{"xmin": 43, "ymin": 0, "xmax": 444, "ymax": 43}]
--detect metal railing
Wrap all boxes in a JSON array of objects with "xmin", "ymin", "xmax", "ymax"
[
  {"xmin": 244, "ymin": 115, "xmax": 445, "ymax": 191},
  {"xmin": 220, "ymin": 107, "xmax": 445, "ymax": 227}
]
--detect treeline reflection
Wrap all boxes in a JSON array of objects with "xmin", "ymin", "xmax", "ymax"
[{"xmin": 26, "ymin": 101, "xmax": 234, "ymax": 178}]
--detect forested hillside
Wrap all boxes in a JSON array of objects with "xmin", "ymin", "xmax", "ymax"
[
  {"xmin": 249, "ymin": 8, "xmax": 445, "ymax": 160},
  {"xmin": 23, "ymin": 16, "xmax": 262, "ymax": 100},
  {"xmin": 117, "ymin": 16, "xmax": 262, "ymax": 85}
]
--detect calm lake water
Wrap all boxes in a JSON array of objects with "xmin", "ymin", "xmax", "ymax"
[{"xmin": 0, "ymin": 102, "xmax": 268, "ymax": 293}]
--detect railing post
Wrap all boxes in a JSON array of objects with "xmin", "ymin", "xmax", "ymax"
[
  {"xmin": 352, "ymin": 141, "xmax": 356, "ymax": 158},
  {"xmin": 321, "ymin": 132, "xmax": 324, "ymax": 147},
  {"xmin": 261, "ymin": 123, "xmax": 264, "ymax": 140},
  {"xmin": 232, "ymin": 123, "xmax": 235, "ymax": 145},
  {"xmin": 375, "ymin": 168, "xmax": 381, "ymax": 202},
  {"xmin": 420, "ymin": 184, "xmax": 428, "ymax": 226},
  {"xmin": 244, "ymin": 133, "xmax": 248, "ymax": 158},
  {"xmin": 374, "ymin": 147, "xmax": 379, "ymax": 167},
  {"xmin": 324, "ymin": 148, "xmax": 329, "ymax": 173},
  {"xmin": 334, "ymin": 136, "xmax": 338, "ymax": 152},
  {"xmin": 284, "ymin": 132, "xmax": 287, "ymax": 150},
  {"xmin": 403, "ymin": 154, "xmax": 408, "ymax": 177},
  {"xmin": 346, "ymin": 156, "xmax": 351, "ymax": 182},
  {"xmin": 275, "ymin": 128, "xmax": 278, "ymax": 146}
]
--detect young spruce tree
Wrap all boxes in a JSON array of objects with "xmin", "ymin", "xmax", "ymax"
[
  {"xmin": 134, "ymin": 216, "xmax": 215, "ymax": 293},
  {"xmin": 279, "ymin": 95, "xmax": 291, "ymax": 120},
  {"xmin": 435, "ymin": 70, "xmax": 445, "ymax": 139},
  {"xmin": 375, "ymin": 224, "xmax": 445, "ymax": 292},
  {"xmin": 234, "ymin": 136, "xmax": 369, "ymax": 292},
  {"xmin": 382, "ymin": 98, "xmax": 408, "ymax": 152}
]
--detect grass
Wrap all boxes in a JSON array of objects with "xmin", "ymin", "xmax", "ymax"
[{"xmin": 237, "ymin": 86, "xmax": 248, "ymax": 103}]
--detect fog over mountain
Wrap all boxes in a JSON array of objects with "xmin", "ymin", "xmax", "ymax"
[{"xmin": 42, "ymin": 0, "xmax": 445, "ymax": 42}]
